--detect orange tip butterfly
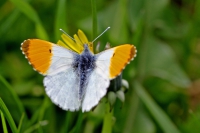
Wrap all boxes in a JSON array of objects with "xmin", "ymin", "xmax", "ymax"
[{"xmin": 21, "ymin": 28, "xmax": 137, "ymax": 112}]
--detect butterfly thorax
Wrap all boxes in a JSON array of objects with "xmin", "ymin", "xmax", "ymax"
[{"xmin": 73, "ymin": 44, "xmax": 96, "ymax": 101}]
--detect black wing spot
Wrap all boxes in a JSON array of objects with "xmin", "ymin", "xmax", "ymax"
[{"xmin": 49, "ymin": 49, "xmax": 51, "ymax": 53}]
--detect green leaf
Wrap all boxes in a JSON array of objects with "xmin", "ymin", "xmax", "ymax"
[
  {"xmin": 0, "ymin": 98, "xmax": 18, "ymax": 133},
  {"xmin": 134, "ymin": 81, "xmax": 180, "ymax": 133}
]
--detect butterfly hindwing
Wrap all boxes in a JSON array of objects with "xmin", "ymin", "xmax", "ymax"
[
  {"xmin": 82, "ymin": 67, "xmax": 110, "ymax": 112},
  {"xmin": 44, "ymin": 68, "xmax": 81, "ymax": 111}
]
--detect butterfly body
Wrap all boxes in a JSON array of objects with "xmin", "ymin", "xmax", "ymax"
[
  {"xmin": 21, "ymin": 30, "xmax": 137, "ymax": 112},
  {"xmin": 73, "ymin": 44, "xmax": 96, "ymax": 101}
]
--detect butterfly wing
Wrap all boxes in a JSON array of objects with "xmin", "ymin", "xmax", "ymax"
[
  {"xmin": 82, "ymin": 44, "xmax": 136, "ymax": 112},
  {"xmin": 44, "ymin": 69, "xmax": 81, "ymax": 111},
  {"xmin": 21, "ymin": 39, "xmax": 81, "ymax": 111},
  {"xmin": 82, "ymin": 68, "xmax": 110, "ymax": 112},
  {"xmin": 95, "ymin": 44, "xmax": 137, "ymax": 79},
  {"xmin": 21, "ymin": 39, "xmax": 136, "ymax": 112},
  {"xmin": 21, "ymin": 39, "xmax": 75, "ymax": 75}
]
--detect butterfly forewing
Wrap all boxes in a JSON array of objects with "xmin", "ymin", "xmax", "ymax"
[
  {"xmin": 95, "ymin": 44, "xmax": 136, "ymax": 79},
  {"xmin": 21, "ymin": 39, "xmax": 53, "ymax": 74},
  {"xmin": 21, "ymin": 39, "xmax": 77, "ymax": 75},
  {"xmin": 47, "ymin": 45, "xmax": 77, "ymax": 75}
]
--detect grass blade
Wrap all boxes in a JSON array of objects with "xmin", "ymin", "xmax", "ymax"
[
  {"xmin": 134, "ymin": 81, "xmax": 180, "ymax": 133},
  {"xmin": 69, "ymin": 112, "xmax": 83, "ymax": 133},
  {"xmin": 37, "ymin": 96, "xmax": 50, "ymax": 133},
  {"xmin": 122, "ymin": 92, "xmax": 140, "ymax": 133},
  {"xmin": 91, "ymin": 0, "xmax": 97, "ymax": 49},
  {"xmin": 0, "ymin": 75, "xmax": 26, "ymax": 120},
  {"xmin": 0, "ymin": 9, "xmax": 19, "ymax": 37},
  {"xmin": 1, "ymin": 110, "xmax": 8, "ymax": 133},
  {"xmin": 17, "ymin": 113, "xmax": 25, "ymax": 133},
  {"xmin": 55, "ymin": 0, "xmax": 67, "ymax": 41},
  {"xmin": 9, "ymin": 0, "xmax": 48, "ymax": 40},
  {"xmin": 24, "ymin": 120, "xmax": 48, "ymax": 133},
  {"xmin": 60, "ymin": 112, "xmax": 73, "ymax": 133},
  {"xmin": 0, "ymin": 98, "xmax": 18, "ymax": 133}
]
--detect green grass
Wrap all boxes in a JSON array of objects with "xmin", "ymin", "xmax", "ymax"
[
  {"xmin": 0, "ymin": 0, "xmax": 200, "ymax": 132},
  {"xmin": 0, "ymin": 98, "xmax": 18, "ymax": 133}
]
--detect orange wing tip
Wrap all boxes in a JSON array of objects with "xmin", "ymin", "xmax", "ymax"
[
  {"xmin": 21, "ymin": 39, "xmax": 52, "ymax": 75},
  {"xmin": 131, "ymin": 46, "xmax": 137, "ymax": 60},
  {"xmin": 21, "ymin": 41, "xmax": 37, "ymax": 72},
  {"xmin": 21, "ymin": 40, "xmax": 37, "ymax": 73},
  {"xmin": 109, "ymin": 44, "xmax": 137, "ymax": 79},
  {"xmin": 21, "ymin": 40, "xmax": 27, "ymax": 54},
  {"xmin": 21, "ymin": 39, "xmax": 29, "ymax": 56}
]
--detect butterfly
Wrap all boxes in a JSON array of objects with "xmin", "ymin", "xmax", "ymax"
[{"xmin": 21, "ymin": 29, "xmax": 137, "ymax": 112}]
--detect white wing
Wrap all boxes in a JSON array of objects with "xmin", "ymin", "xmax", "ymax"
[
  {"xmin": 44, "ymin": 68, "xmax": 81, "ymax": 111},
  {"xmin": 44, "ymin": 44, "xmax": 81, "ymax": 111},
  {"xmin": 47, "ymin": 44, "xmax": 76, "ymax": 75},
  {"xmin": 82, "ymin": 67, "xmax": 110, "ymax": 112},
  {"xmin": 95, "ymin": 48, "xmax": 115, "ymax": 79},
  {"xmin": 81, "ymin": 45, "xmax": 135, "ymax": 112},
  {"xmin": 21, "ymin": 39, "xmax": 76, "ymax": 75},
  {"xmin": 95, "ymin": 44, "xmax": 136, "ymax": 79},
  {"xmin": 81, "ymin": 48, "xmax": 115, "ymax": 112}
]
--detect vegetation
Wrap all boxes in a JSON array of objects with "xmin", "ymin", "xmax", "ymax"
[{"xmin": 0, "ymin": 0, "xmax": 200, "ymax": 132}]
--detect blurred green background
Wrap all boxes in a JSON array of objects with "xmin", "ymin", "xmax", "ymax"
[{"xmin": 0, "ymin": 0, "xmax": 200, "ymax": 132}]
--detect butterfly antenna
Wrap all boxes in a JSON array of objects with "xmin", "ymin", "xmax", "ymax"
[
  {"xmin": 59, "ymin": 29, "xmax": 75, "ymax": 41},
  {"xmin": 92, "ymin": 27, "xmax": 110, "ymax": 43}
]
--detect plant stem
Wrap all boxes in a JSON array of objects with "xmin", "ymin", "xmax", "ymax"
[{"xmin": 102, "ymin": 103, "xmax": 113, "ymax": 133}]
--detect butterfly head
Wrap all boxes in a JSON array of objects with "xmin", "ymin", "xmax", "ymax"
[
  {"xmin": 82, "ymin": 44, "xmax": 91, "ymax": 53},
  {"xmin": 57, "ymin": 30, "xmax": 94, "ymax": 54}
]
